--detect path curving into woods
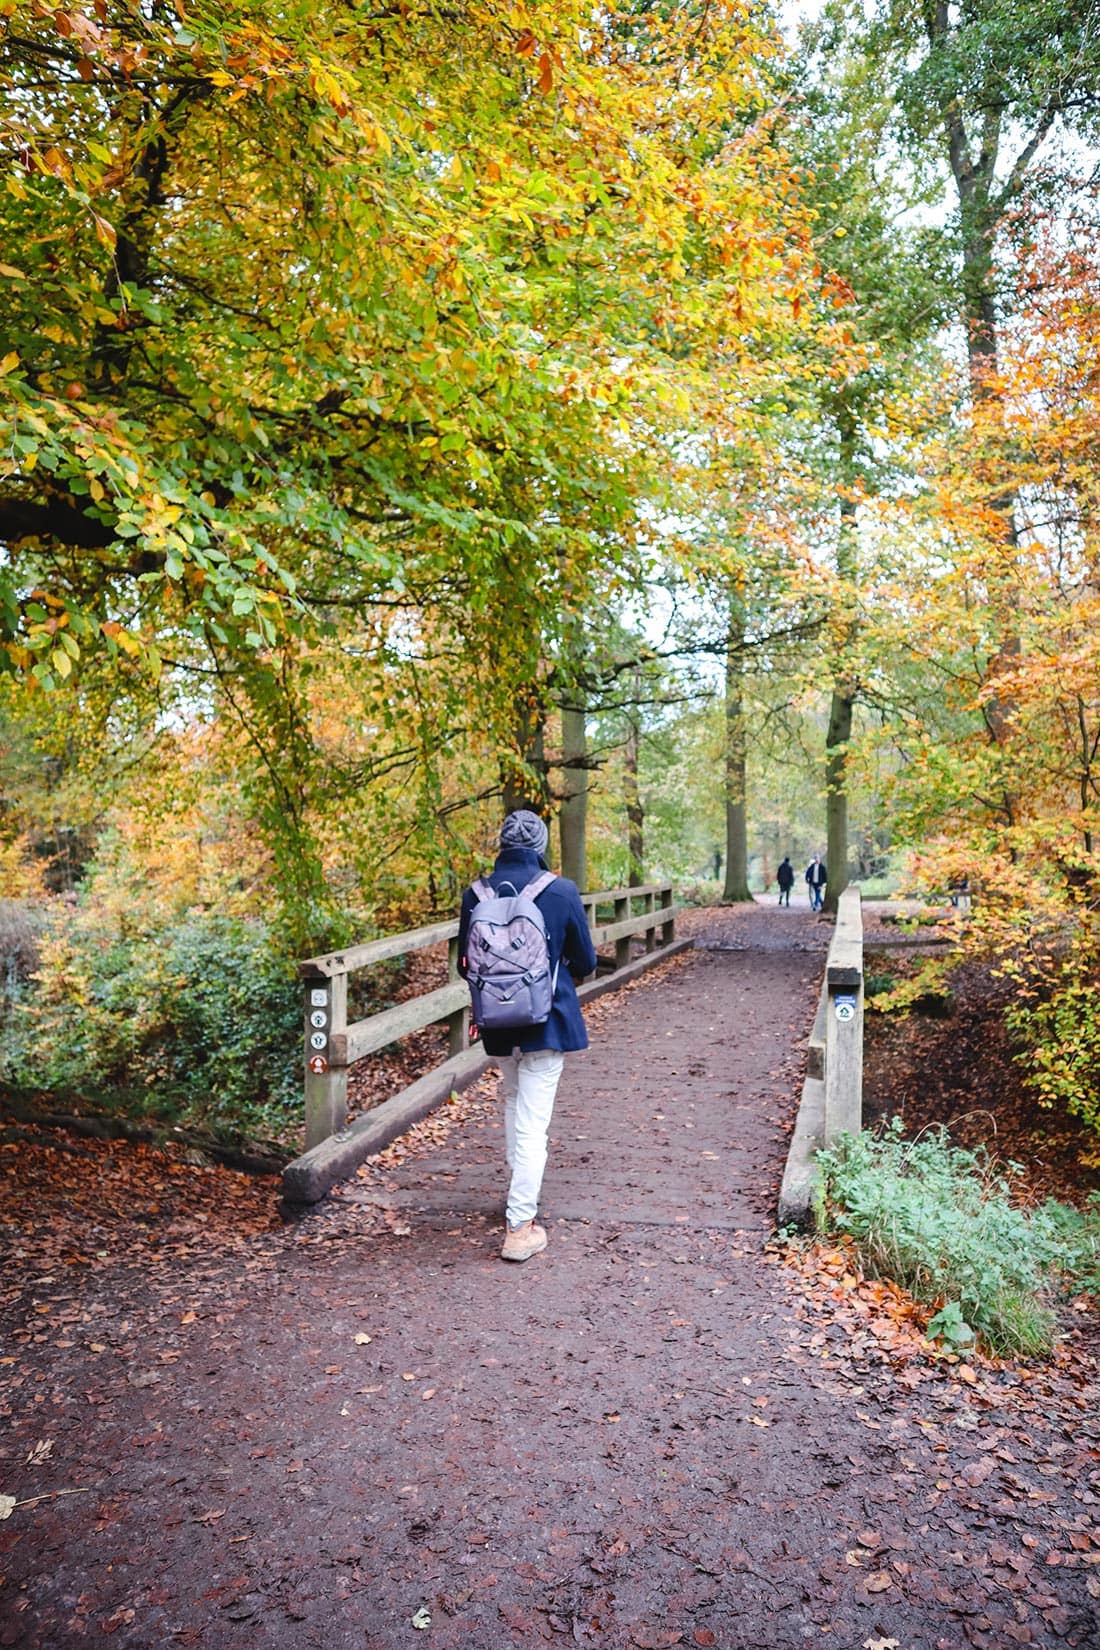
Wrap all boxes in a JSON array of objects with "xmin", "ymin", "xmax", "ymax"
[{"xmin": 2, "ymin": 906, "xmax": 1097, "ymax": 1649}]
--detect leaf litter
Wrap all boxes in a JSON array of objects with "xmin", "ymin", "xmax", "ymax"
[{"xmin": 2, "ymin": 910, "xmax": 1098, "ymax": 1649}]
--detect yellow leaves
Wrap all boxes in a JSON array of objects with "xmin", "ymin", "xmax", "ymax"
[
  {"xmin": 351, "ymin": 109, "xmax": 391, "ymax": 155},
  {"xmin": 307, "ymin": 56, "xmax": 356, "ymax": 116},
  {"xmin": 0, "ymin": 351, "xmax": 21, "ymax": 376},
  {"xmin": 101, "ymin": 621, "xmax": 142, "ymax": 658},
  {"xmin": 39, "ymin": 145, "xmax": 72, "ymax": 182}
]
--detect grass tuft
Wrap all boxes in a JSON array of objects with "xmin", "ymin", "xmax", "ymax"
[{"xmin": 817, "ymin": 1119, "xmax": 1099, "ymax": 1357}]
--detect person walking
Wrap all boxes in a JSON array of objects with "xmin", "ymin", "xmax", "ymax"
[
  {"xmin": 457, "ymin": 810, "xmax": 597, "ymax": 1263},
  {"xmin": 805, "ymin": 853, "xmax": 827, "ymax": 912},
  {"xmin": 776, "ymin": 856, "xmax": 794, "ymax": 906}
]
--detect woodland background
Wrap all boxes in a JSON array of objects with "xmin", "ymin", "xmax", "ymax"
[{"xmin": 2, "ymin": 0, "xmax": 1100, "ymax": 1157}]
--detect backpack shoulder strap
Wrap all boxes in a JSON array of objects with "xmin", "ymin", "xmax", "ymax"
[
  {"xmin": 520, "ymin": 870, "xmax": 557, "ymax": 902},
  {"xmin": 471, "ymin": 878, "xmax": 496, "ymax": 902}
]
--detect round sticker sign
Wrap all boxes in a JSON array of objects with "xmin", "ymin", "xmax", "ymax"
[{"xmin": 308, "ymin": 1053, "xmax": 328, "ymax": 1074}]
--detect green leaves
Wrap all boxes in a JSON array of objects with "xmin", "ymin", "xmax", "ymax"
[
  {"xmin": 925, "ymin": 1301, "xmax": 976, "ymax": 1352},
  {"xmin": 818, "ymin": 1121, "xmax": 1066, "ymax": 1355},
  {"xmin": 0, "ymin": 0, "xmax": 825, "ymax": 928}
]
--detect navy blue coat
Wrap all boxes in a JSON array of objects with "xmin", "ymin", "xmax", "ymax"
[{"xmin": 457, "ymin": 847, "xmax": 598, "ymax": 1056}]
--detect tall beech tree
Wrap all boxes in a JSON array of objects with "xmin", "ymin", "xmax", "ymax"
[
  {"xmin": 790, "ymin": 11, "xmax": 952, "ymax": 909},
  {"xmin": 1, "ymin": 0, "xmax": 818, "ymax": 939},
  {"xmin": 859, "ymin": 0, "xmax": 1100, "ymax": 773},
  {"xmin": 872, "ymin": 0, "xmax": 1100, "ymax": 389}
]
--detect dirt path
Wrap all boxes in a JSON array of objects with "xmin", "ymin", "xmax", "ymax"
[{"xmin": 2, "ymin": 909, "xmax": 1097, "ymax": 1649}]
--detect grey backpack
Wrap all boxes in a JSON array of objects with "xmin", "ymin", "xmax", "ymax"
[{"xmin": 465, "ymin": 871, "xmax": 558, "ymax": 1031}]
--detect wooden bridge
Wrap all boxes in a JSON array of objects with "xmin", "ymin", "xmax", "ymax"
[
  {"xmin": 283, "ymin": 882, "xmax": 867, "ymax": 1219},
  {"xmin": 285, "ymin": 881, "xmax": 688, "ymax": 1205}
]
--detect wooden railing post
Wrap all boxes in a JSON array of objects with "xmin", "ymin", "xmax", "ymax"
[
  {"xmin": 614, "ymin": 893, "xmax": 631, "ymax": 970},
  {"xmin": 823, "ymin": 886, "xmax": 863, "ymax": 1144},
  {"xmin": 644, "ymin": 889, "xmax": 656, "ymax": 952},
  {"xmin": 660, "ymin": 884, "xmax": 674, "ymax": 946},
  {"xmin": 447, "ymin": 935, "xmax": 469, "ymax": 1057},
  {"xmin": 302, "ymin": 967, "xmax": 348, "ymax": 1151},
  {"xmin": 581, "ymin": 896, "xmax": 598, "ymax": 980}
]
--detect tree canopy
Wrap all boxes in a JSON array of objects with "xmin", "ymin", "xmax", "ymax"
[{"xmin": 4, "ymin": 0, "xmax": 1100, "ymax": 1149}]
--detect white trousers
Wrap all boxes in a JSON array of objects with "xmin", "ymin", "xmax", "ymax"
[{"xmin": 498, "ymin": 1048, "xmax": 565, "ymax": 1228}]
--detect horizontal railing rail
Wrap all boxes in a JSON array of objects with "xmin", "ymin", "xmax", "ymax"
[{"xmin": 777, "ymin": 885, "xmax": 864, "ymax": 1228}]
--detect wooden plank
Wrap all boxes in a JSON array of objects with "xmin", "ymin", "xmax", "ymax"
[
  {"xmin": 300, "ymin": 884, "xmax": 675, "ymax": 980},
  {"xmin": 583, "ymin": 882, "xmax": 671, "ymax": 905},
  {"xmin": 807, "ymin": 979, "xmax": 827, "ymax": 1081},
  {"xmin": 823, "ymin": 887, "xmax": 863, "ymax": 1141},
  {"xmin": 447, "ymin": 934, "xmax": 468, "ymax": 1057},
  {"xmin": 282, "ymin": 1046, "xmax": 491, "ymax": 1204},
  {"xmin": 777, "ymin": 1075, "xmax": 825, "ymax": 1230},
  {"xmin": 304, "ymin": 972, "xmax": 347, "ymax": 1149},
  {"xmin": 824, "ymin": 986, "xmax": 863, "ymax": 1143},
  {"xmin": 825, "ymin": 885, "xmax": 863, "ymax": 988},
  {"xmin": 590, "ymin": 907, "xmax": 682, "ymax": 947},
  {"xmin": 331, "ymin": 981, "xmax": 470, "ymax": 1066},
  {"xmin": 299, "ymin": 919, "xmax": 459, "ymax": 980}
]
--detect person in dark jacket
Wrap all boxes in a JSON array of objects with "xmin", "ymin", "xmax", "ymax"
[
  {"xmin": 457, "ymin": 809, "xmax": 597, "ymax": 1263},
  {"xmin": 805, "ymin": 853, "xmax": 827, "ymax": 911},
  {"xmin": 776, "ymin": 856, "xmax": 794, "ymax": 906}
]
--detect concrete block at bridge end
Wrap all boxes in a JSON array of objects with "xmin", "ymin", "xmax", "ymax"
[{"xmin": 777, "ymin": 1074, "xmax": 825, "ymax": 1231}]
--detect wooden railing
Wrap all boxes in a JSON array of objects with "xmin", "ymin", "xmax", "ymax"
[
  {"xmin": 285, "ymin": 881, "xmax": 680, "ymax": 1203},
  {"xmin": 778, "ymin": 886, "xmax": 864, "ymax": 1227}
]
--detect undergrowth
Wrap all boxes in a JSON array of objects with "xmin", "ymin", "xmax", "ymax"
[
  {"xmin": 817, "ymin": 1120, "xmax": 1100, "ymax": 1357},
  {"xmin": 0, "ymin": 909, "xmax": 302, "ymax": 1136}
]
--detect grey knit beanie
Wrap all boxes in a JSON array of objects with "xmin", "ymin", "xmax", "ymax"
[{"xmin": 499, "ymin": 809, "xmax": 549, "ymax": 855}]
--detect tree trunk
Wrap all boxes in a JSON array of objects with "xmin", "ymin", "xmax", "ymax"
[
  {"xmin": 623, "ymin": 710, "xmax": 644, "ymax": 886},
  {"xmin": 559, "ymin": 698, "xmax": 588, "ymax": 889},
  {"xmin": 723, "ymin": 590, "xmax": 752, "ymax": 902},
  {"xmin": 824, "ymin": 412, "xmax": 858, "ymax": 914},
  {"xmin": 502, "ymin": 689, "xmax": 548, "ymax": 817},
  {"xmin": 939, "ymin": 55, "xmax": 1021, "ymax": 767},
  {"xmin": 825, "ymin": 686, "xmax": 853, "ymax": 912}
]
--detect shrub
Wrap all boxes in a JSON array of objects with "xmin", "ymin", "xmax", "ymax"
[
  {"xmin": 1005, "ymin": 939, "xmax": 1100, "ymax": 1139},
  {"xmin": 816, "ymin": 1120, "xmax": 1089, "ymax": 1356},
  {"xmin": 0, "ymin": 898, "xmax": 45, "ymax": 1007},
  {"xmin": 1, "ymin": 905, "xmax": 301, "ymax": 1136},
  {"xmin": 1038, "ymin": 1193, "xmax": 1100, "ymax": 1295}
]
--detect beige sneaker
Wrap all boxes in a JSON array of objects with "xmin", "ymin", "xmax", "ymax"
[{"xmin": 501, "ymin": 1219, "xmax": 548, "ymax": 1263}]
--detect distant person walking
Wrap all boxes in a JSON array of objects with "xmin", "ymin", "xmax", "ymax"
[
  {"xmin": 805, "ymin": 853, "xmax": 827, "ymax": 912},
  {"xmin": 457, "ymin": 810, "xmax": 597, "ymax": 1264},
  {"xmin": 776, "ymin": 856, "xmax": 794, "ymax": 906}
]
